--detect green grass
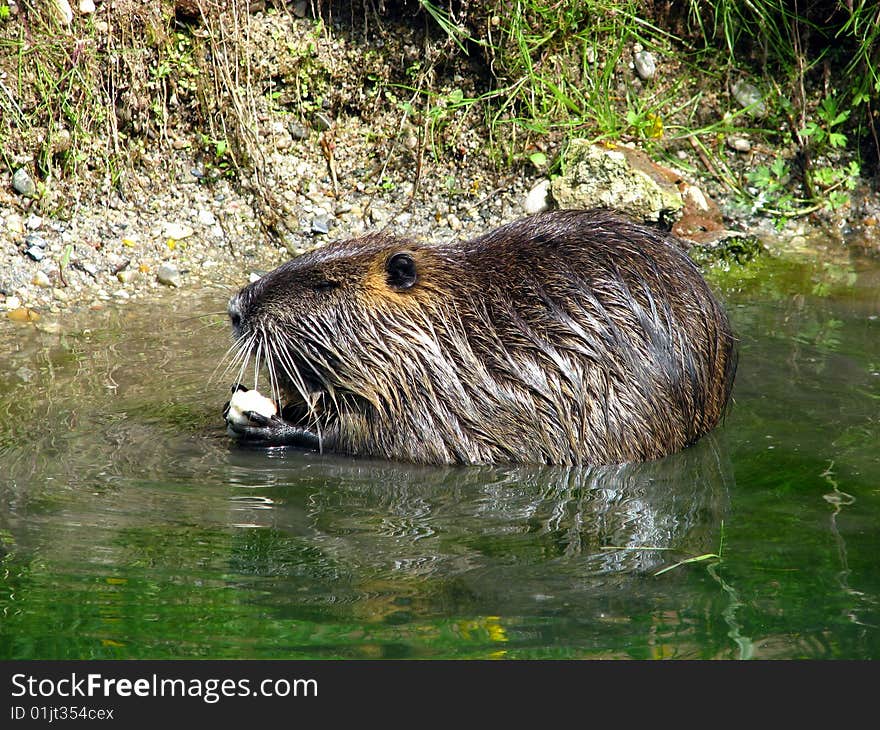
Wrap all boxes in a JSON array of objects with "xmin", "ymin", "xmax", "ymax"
[
  {"xmin": 412, "ymin": 0, "xmax": 879, "ymax": 222},
  {"xmin": 2, "ymin": 1, "xmax": 877, "ymax": 229}
]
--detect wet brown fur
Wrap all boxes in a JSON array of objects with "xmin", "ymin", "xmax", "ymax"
[{"xmin": 226, "ymin": 209, "xmax": 737, "ymax": 465}]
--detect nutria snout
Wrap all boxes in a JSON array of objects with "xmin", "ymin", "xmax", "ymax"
[{"xmin": 223, "ymin": 208, "xmax": 737, "ymax": 465}]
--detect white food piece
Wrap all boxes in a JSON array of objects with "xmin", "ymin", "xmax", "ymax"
[{"xmin": 226, "ymin": 388, "xmax": 277, "ymax": 426}]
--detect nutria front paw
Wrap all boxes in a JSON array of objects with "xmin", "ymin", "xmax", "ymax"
[{"xmin": 223, "ymin": 385, "xmax": 319, "ymax": 449}]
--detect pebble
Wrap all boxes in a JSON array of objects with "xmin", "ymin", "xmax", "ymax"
[
  {"xmin": 288, "ymin": 121, "xmax": 309, "ymax": 140},
  {"xmin": 311, "ymin": 215, "xmax": 332, "ymax": 234},
  {"xmin": 633, "ymin": 50, "xmax": 656, "ymax": 81},
  {"xmin": 32, "ymin": 271, "xmax": 52, "ymax": 288},
  {"xmin": 7, "ymin": 307, "xmax": 39, "ymax": 322},
  {"xmin": 52, "ymin": 0, "xmax": 73, "ymax": 24},
  {"xmin": 156, "ymin": 264, "xmax": 181, "ymax": 287},
  {"xmin": 197, "ymin": 209, "xmax": 217, "ymax": 226},
  {"xmin": 25, "ymin": 246, "xmax": 45, "ymax": 262},
  {"xmin": 12, "ymin": 168, "xmax": 36, "ymax": 198},
  {"xmin": 161, "ymin": 222, "xmax": 194, "ymax": 240},
  {"xmin": 524, "ymin": 179, "xmax": 550, "ymax": 214},
  {"xmin": 447, "ymin": 213, "xmax": 463, "ymax": 232},
  {"xmin": 732, "ymin": 80, "xmax": 766, "ymax": 117},
  {"xmin": 79, "ymin": 0, "xmax": 95, "ymax": 13},
  {"xmin": 25, "ymin": 214, "xmax": 43, "ymax": 230},
  {"xmin": 726, "ymin": 136, "xmax": 751, "ymax": 153},
  {"xmin": 5, "ymin": 214, "xmax": 24, "ymax": 234},
  {"xmin": 52, "ymin": 128, "xmax": 72, "ymax": 154}
]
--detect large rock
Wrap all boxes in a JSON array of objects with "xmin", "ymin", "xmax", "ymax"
[{"xmin": 550, "ymin": 140, "xmax": 683, "ymax": 223}]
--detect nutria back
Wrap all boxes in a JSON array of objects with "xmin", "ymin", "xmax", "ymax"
[{"xmin": 225, "ymin": 208, "xmax": 737, "ymax": 465}]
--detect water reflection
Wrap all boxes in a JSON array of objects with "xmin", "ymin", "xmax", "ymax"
[{"xmin": 222, "ymin": 432, "xmax": 731, "ymax": 588}]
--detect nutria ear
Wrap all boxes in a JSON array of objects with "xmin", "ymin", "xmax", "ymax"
[{"xmin": 385, "ymin": 252, "xmax": 418, "ymax": 290}]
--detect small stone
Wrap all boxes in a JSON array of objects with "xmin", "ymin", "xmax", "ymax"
[
  {"xmin": 116, "ymin": 269, "xmax": 137, "ymax": 284},
  {"xmin": 726, "ymin": 136, "xmax": 751, "ymax": 153},
  {"xmin": 447, "ymin": 213, "xmax": 462, "ymax": 232},
  {"xmin": 25, "ymin": 214, "xmax": 43, "ymax": 231},
  {"xmin": 161, "ymin": 222, "xmax": 194, "ymax": 240},
  {"xmin": 5, "ymin": 214, "xmax": 24, "ymax": 234},
  {"xmin": 4, "ymin": 296, "xmax": 22, "ymax": 310},
  {"xmin": 680, "ymin": 183, "xmax": 712, "ymax": 213},
  {"xmin": 51, "ymin": 0, "xmax": 73, "ymax": 25},
  {"xmin": 25, "ymin": 246, "xmax": 45, "ymax": 262},
  {"xmin": 12, "ymin": 168, "xmax": 36, "ymax": 198},
  {"xmin": 292, "ymin": 0, "xmax": 308, "ymax": 18},
  {"xmin": 732, "ymin": 80, "xmax": 766, "ymax": 117},
  {"xmin": 524, "ymin": 179, "xmax": 551, "ymax": 214},
  {"xmin": 7, "ymin": 307, "xmax": 40, "ymax": 323},
  {"xmin": 32, "ymin": 271, "xmax": 52, "ymax": 288},
  {"xmin": 311, "ymin": 215, "xmax": 332, "ymax": 234},
  {"xmin": 197, "ymin": 209, "xmax": 216, "ymax": 226},
  {"xmin": 156, "ymin": 264, "xmax": 181, "ymax": 287},
  {"xmin": 52, "ymin": 128, "xmax": 72, "ymax": 154},
  {"xmin": 25, "ymin": 233, "xmax": 47, "ymax": 248},
  {"xmin": 53, "ymin": 288, "xmax": 68, "ymax": 301},
  {"xmin": 94, "ymin": 19, "xmax": 108, "ymax": 33},
  {"xmin": 79, "ymin": 0, "xmax": 95, "ymax": 13},
  {"xmin": 112, "ymin": 289, "xmax": 130, "ymax": 299},
  {"xmin": 81, "ymin": 262, "xmax": 98, "ymax": 278},
  {"xmin": 288, "ymin": 121, "xmax": 308, "ymax": 140},
  {"xmin": 633, "ymin": 50, "xmax": 656, "ymax": 81}
]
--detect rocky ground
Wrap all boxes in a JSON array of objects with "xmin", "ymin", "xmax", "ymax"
[
  {"xmin": 0, "ymin": 128, "xmax": 540, "ymax": 321},
  {"xmin": 2, "ymin": 5, "xmax": 879, "ymax": 326}
]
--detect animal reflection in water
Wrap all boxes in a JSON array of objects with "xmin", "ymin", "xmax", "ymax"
[{"xmin": 224, "ymin": 433, "xmax": 731, "ymax": 597}]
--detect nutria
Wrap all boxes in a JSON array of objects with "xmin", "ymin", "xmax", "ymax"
[{"xmin": 223, "ymin": 208, "xmax": 737, "ymax": 465}]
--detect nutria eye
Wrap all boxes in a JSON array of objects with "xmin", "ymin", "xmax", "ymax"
[
  {"xmin": 313, "ymin": 279, "xmax": 340, "ymax": 292},
  {"xmin": 386, "ymin": 252, "xmax": 418, "ymax": 290}
]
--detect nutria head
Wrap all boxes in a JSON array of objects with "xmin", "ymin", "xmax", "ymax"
[{"xmin": 225, "ymin": 209, "xmax": 737, "ymax": 465}]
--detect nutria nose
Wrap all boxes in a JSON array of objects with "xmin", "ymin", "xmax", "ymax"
[{"xmin": 227, "ymin": 294, "xmax": 242, "ymax": 334}]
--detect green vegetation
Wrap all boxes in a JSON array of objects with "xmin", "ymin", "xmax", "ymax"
[
  {"xmin": 411, "ymin": 0, "xmax": 878, "ymax": 222},
  {"xmin": 1, "ymin": 1, "xmax": 877, "ymax": 229}
]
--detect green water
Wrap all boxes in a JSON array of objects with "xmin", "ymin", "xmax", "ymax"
[{"xmin": 0, "ymin": 246, "xmax": 878, "ymax": 660}]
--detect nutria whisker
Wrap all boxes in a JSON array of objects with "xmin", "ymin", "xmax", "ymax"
[{"xmin": 217, "ymin": 329, "xmax": 256, "ymax": 391}]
